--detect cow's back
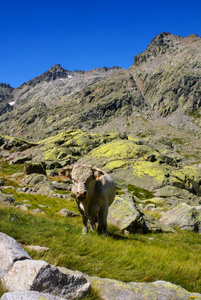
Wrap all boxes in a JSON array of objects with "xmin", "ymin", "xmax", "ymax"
[{"xmin": 100, "ymin": 172, "xmax": 116, "ymax": 207}]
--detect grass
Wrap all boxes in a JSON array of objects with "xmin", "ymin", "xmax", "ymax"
[
  {"xmin": 1, "ymin": 195, "xmax": 201, "ymax": 296},
  {"xmin": 1, "ymin": 161, "xmax": 201, "ymax": 297},
  {"xmin": 128, "ymin": 184, "xmax": 154, "ymax": 200}
]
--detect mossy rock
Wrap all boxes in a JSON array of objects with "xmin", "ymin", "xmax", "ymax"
[
  {"xmin": 0, "ymin": 135, "xmax": 37, "ymax": 151},
  {"xmin": 169, "ymin": 166, "xmax": 201, "ymax": 196},
  {"xmin": 24, "ymin": 161, "xmax": 46, "ymax": 176},
  {"xmin": 160, "ymin": 202, "xmax": 201, "ymax": 232},
  {"xmin": 108, "ymin": 195, "xmax": 173, "ymax": 233},
  {"xmin": 108, "ymin": 195, "xmax": 147, "ymax": 233},
  {"xmin": 131, "ymin": 160, "xmax": 170, "ymax": 190}
]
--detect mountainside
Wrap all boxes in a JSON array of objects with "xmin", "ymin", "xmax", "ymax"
[
  {"xmin": 0, "ymin": 33, "xmax": 201, "ymax": 142},
  {"xmin": 0, "ymin": 83, "xmax": 14, "ymax": 116},
  {"xmin": 1, "ymin": 33, "xmax": 201, "ymax": 300}
]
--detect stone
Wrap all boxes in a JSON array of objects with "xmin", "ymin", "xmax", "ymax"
[
  {"xmin": 56, "ymin": 208, "xmax": 79, "ymax": 217},
  {"xmin": 25, "ymin": 245, "xmax": 49, "ymax": 252},
  {"xmin": 59, "ymin": 268, "xmax": 201, "ymax": 300},
  {"xmin": 11, "ymin": 154, "xmax": 32, "ymax": 164},
  {"xmin": 108, "ymin": 195, "xmax": 146, "ymax": 233},
  {"xmin": 108, "ymin": 195, "xmax": 174, "ymax": 233},
  {"xmin": 22, "ymin": 174, "xmax": 54, "ymax": 195},
  {"xmin": 169, "ymin": 166, "xmax": 201, "ymax": 196},
  {"xmin": 160, "ymin": 202, "xmax": 201, "ymax": 232},
  {"xmin": 0, "ymin": 180, "xmax": 4, "ymax": 186},
  {"xmin": 0, "ymin": 232, "xmax": 31, "ymax": 279},
  {"xmin": 2, "ymin": 260, "xmax": 91, "ymax": 299},
  {"xmin": 0, "ymin": 192, "xmax": 15, "ymax": 205},
  {"xmin": 31, "ymin": 208, "xmax": 45, "ymax": 214},
  {"xmin": 1, "ymin": 291, "xmax": 63, "ymax": 300},
  {"xmin": 22, "ymin": 174, "xmax": 49, "ymax": 186},
  {"xmin": 24, "ymin": 161, "xmax": 46, "ymax": 176},
  {"xmin": 15, "ymin": 204, "xmax": 29, "ymax": 211},
  {"xmin": 143, "ymin": 214, "xmax": 175, "ymax": 233},
  {"xmin": 52, "ymin": 181, "xmax": 71, "ymax": 191},
  {"xmin": 87, "ymin": 277, "xmax": 201, "ymax": 300}
]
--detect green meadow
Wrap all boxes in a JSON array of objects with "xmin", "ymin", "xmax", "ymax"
[
  {"xmin": 1, "ymin": 190, "xmax": 201, "ymax": 297},
  {"xmin": 1, "ymin": 162, "xmax": 201, "ymax": 298}
]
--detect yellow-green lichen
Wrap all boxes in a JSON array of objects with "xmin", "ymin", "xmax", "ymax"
[
  {"xmin": 89, "ymin": 140, "xmax": 155, "ymax": 160},
  {"xmin": 133, "ymin": 161, "xmax": 169, "ymax": 184}
]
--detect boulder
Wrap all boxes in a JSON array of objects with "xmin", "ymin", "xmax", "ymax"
[
  {"xmin": 0, "ymin": 232, "xmax": 31, "ymax": 279},
  {"xmin": 1, "ymin": 291, "xmax": 63, "ymax": 300},
  {"xmin": 46, "ymin": 161, "xmax": 62, "ymax": 169},
  {"xmin": 25, "ymin": 245, "xmax": 49, "ymax": 252},
  {"xmin": 59, "ymin": 268, "xmax": 201, "ymax": 300},
  {"xmin": 0, "ymin": 193, "xmax": 15, "ymax": 205},
  {"xmin": 52, "ymin": 181, "xmax": 71, "ymax": 191},
  {"xmin": 2, "ymin": 259, "xmax": 91, "ymax": 299},
  {"xmin": 108, "ymin": 195, "xmax": 146, "ymax": 233},
  {"xmin": 22, "ymin": 174, "xmax": 54, "ymax": 195},
  {"xmin": 143, "ymin": 214, "xmax": 175, "ymax": 233},
  {"xmin": 160, "ymin": 202, "xmax": 201, "ymax": 232},
  {"xmin": 11, "ymin": 155, "xmax": 32, "ymax": 165},
  {"xmin": 56, "ymin": 208, "xmax": 79, "ymax": 217},
  {"xmin": 169, "ymin": 166, "xmax": 201, "ymax": 196},
  {"xmin": 87, "ymin": 277, "xmax": 201, "ymax": 300},
  {"xmin": 108, "ymin": 196, "xmax": 174, "ymax": 233},
  {"xmin": 24, "ymin": 161, "xmax": 46, "ymax": 176}
]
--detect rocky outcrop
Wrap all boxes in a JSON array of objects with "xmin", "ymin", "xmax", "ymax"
[
  {"xmin": 0, "ymin": 84, "xmax": 14, "ymax": 116},
  {"xmin": 2, "ymin": 260, "xmax": 90, "ymax": 299},
  {"xmin": 160, "ymin": 203, "xmax": 201, "ymax": 232},
  {"xmin": 61, "ymin": 268, "xmax": 201, "ymax": 300},
  {"xmin": 108, "ymin": 195, "xmax": 174, "ymax": 233},
  {"xmin": 88, "ymin": 277, "xmax": 201, "ymax": 300},
  {"xmin": 0, "ymin": 193, "xmax": 15, "ymax": 205},
  {"xmin": 0, "ymin": 233, "xmax": 91, "ymax": 299},
  {"xmin": 1, "ymin": 233, "xmax": 201, "ymax": 299},
  {"xmin": 24, "ymin": 161, "xmax": 46, "ymax": 176},
  {"xmin": 0, "ymin": 233, "xmax": 31, "ymax": 279},
  {"xmin": 131, "ymin": 33, "xmax": 201, "ymax": 116},
  {"xmin": 1, "ymin": 291, "xmax": 63, "ymax": 300},
  {"xmin": 0, "ymin": 136, "xmax": 37, "ymax": 151}
]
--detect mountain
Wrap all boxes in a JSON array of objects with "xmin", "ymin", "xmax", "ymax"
[
  {"xmin": 0, "ymin": 32, "xmax": 200, "ymax": 142},
  {"xmin": 0, "ymin": 83, "xmax": 14, "ymax": 116}
]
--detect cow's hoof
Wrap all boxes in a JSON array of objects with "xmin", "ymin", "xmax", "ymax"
[{"xmin": 82, "ymin": 227, "xmax": 88, "ymax": 234}]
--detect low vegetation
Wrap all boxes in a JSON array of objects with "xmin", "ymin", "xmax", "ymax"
[{"xmin": 1, "ymin": 188, "xmax": 201, "ymax": 296}]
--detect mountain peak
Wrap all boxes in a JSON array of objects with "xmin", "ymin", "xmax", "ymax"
[{"xmin": 133, "ymin": 32, "xmax": 183, "ymax": 66}]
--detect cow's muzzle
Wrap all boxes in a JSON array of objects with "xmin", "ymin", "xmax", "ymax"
[{"xmin": 77, "ymin": 190, "xmax": 87, "ymax": 200}]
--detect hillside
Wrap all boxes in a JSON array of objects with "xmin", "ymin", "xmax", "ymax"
[
  {"xmin": 0, "ymin": 32, "xmax": 200, "ymax": 142},
  {"xmin": 0, "ymin": 32, "xmax": 201, "ymax": 299}
]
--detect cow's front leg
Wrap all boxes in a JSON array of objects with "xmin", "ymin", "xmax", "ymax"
[
  {"xmin": 76, "ymin": 200, "xmax": 89, "ymax": 234},
  {"xmin": 81, "ymin": 215, "xmax": 89, "ymax": 234},
  {"xmin": 88, "ymin": 216, "xmax": 96, "ymax": 232}
]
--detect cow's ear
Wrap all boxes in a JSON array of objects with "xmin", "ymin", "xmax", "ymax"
[
  {"xmin": 92, "ymin": 167, "xmax": 104, "ymax": 180},
  {"xmin": 59, "ymin": 166, "xmax": 73, "ymax": 179}
]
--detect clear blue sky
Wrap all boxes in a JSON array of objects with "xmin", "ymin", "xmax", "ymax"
[{"xmin": 1, "ymin": 0, "xmax": 201, "ymax": 88}]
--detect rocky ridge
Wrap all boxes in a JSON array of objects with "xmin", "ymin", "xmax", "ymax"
[
  {"xmin": 0, "ymin": 33, "xmax": 200, "ymax": 141},
  {"xmin": 0, "ymin": 32, "xmax": 201, "ymax": 299}
]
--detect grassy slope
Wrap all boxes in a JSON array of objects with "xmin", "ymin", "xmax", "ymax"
[
  {"xmin": 1, "ymin": 157, "xmax": 201, "ymax": 298},
  {"xmin": 1, "ymin": 189, "xmax": 201, "ymax": 296}
]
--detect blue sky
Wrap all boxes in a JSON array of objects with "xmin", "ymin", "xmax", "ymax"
[{"xmin": 1, "ymin": 0, "xmax": 201, "ymax": 88}]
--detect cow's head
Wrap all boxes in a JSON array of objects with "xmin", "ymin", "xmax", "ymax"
[{"xmin": 59, "ymin": 164, "xmax": 104, "ymax": 201}]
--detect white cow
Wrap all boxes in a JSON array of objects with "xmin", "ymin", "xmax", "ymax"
[{"xmin": 59, "ymin": 164, "xmax": 116, "ymax": 235}]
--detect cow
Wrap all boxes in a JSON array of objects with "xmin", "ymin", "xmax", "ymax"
[{"xmin": 59, "ymin": 164, "xmax": 116, "ymax": 235}]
